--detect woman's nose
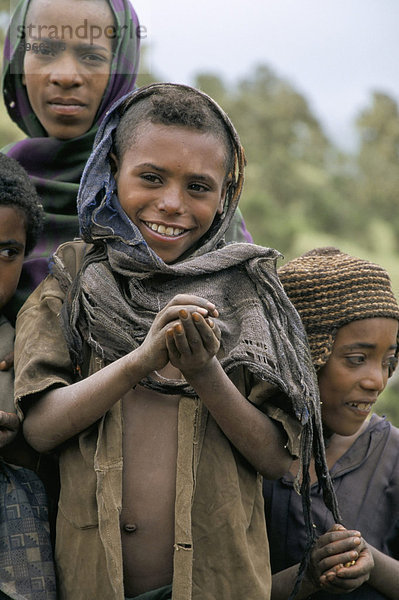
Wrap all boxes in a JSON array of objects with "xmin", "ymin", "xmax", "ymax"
[{"xmin": 48, "ymin": 53, "xmax": 84, "ymax": 87}]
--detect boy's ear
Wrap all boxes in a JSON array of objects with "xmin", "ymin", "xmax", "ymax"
[
  {"xmin": 218, "ymin": 177, "xmax": 233, "ymax": 214},
  {"xmin": 109, "ymin": 152, "xmax": 119, "ymax": 179}
]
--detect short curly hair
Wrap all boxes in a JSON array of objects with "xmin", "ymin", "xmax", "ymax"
[
  {"xmin": 114, "ymin": 84, "xmax": 235, "ymax": 177},
  {"xmin": 0, "ymin": 153, "xmax": 43, "ymax": 254}
]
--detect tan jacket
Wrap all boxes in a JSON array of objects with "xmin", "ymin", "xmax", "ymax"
[{"xmin": 14, "ymin": 241, "xmax": 302, "ymax": 600}]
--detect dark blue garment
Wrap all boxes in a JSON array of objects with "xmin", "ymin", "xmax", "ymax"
[
  {"xmin": 0, "ymin": 462, "xmax": 57, "ymax": 600},
  {"xmin": 263, "ymin": 414, "xmax": 399, "ymax": 599}
]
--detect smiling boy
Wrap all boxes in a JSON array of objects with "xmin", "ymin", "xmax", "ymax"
[{"xmin": 14, "ymin": 84, "xmax": 334, "ymax": 600}]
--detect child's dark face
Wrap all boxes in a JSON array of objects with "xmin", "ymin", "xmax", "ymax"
[
  {"xmin": 112, "ymin": 122, "xmax": 228, "ymax": 263},
  {"xmin": 22, "ymin": 0, "xmax": 113, "ymax": 139},
  {"xmin": 318, "ymin": 317, "xmax": 398, "ymax": 437},
  {"xmin": 0, "ymin": 206, "xmax": 26, "ymax": 311}
]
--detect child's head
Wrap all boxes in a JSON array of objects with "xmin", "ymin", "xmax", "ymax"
[
  {"xmin": 0, "ymin": 153, "xmax": 43, "ymax": 310},
  {"xmin": 22, "ymin": 0, "xmax": 114, "ymax": 139},
  {"xmin": 79, "ymin": 83, "xmax": 245, "ymax": 264},
  {"xmin": 110, "ymin": 84, "xmax": 239, "ymax": 263},
  {"xmin": 3, "ymin": 0, "xmax": 140, "ymax": 139},
  {"xmin": 113, "ymin": 85, "xmax": 235, "ymax": 177},
  {"xmin": 278, "ymin": 247, "xmax": 399, "ymax": 436}
]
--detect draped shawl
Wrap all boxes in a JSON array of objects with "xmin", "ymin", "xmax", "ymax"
[
  {"xmin": 2, "ymin": 0, "xmax": 140, "ymax": 316},
  {"xmin": 51, "ymin": 85, "xmax": 341, "ymax": 593}
]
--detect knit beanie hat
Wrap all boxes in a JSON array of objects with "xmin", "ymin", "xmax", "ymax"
[{"xmin": 278, "ymin": 247, "xmax": 399, "ymax": 370}]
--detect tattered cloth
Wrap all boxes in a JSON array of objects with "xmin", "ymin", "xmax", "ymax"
[{"xmin": 51, "ymin": 84, "xmax": 341, "ymax": 596}]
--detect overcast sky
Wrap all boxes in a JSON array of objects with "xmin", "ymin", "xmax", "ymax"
[{"xmin": 132, "ymin": 0, "xmax": 399, "ymax": 150}]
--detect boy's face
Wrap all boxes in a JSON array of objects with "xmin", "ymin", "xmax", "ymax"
[
  {"xmin": 0, "ymin": 206, "xmax": 26, "ymax": 311},
  {"xmin": 112, "ymin": 123, "xmax": 229, "ymax": 263},
  {"xmin": 22, "ymin": 0, "xmax": 113, "ymax": 139},
  {"xmin": 318, "ymin": 317, "xmax": 398, "ymax": 437}
]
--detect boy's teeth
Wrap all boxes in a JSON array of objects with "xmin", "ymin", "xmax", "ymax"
[{"xmin": 147, "ymin": 222, "xmax": 184, "ymax": 236}]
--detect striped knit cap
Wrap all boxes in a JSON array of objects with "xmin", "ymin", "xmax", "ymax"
[{"xmin": 278, "ymin": 247, "xmax": 399, "ymax": 370}]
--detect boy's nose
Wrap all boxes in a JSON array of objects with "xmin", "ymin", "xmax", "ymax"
[{"xmin": 158, "ymin": 186, "xmax": 185, "ymax": 214}]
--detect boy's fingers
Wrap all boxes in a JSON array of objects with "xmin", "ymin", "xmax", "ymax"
[
  {"xmin": 0, "ymin": 351, "xmax": 14, "ymax": 371},
  {"xmin": 160, "ymin": 305, "xmax": 209, "ymax": 328},
  {"xmin": 192, "ymin": 313, "xmax": 220, "ymax": 350},
  {"xmin": 168, "ymin": 295, "xmax": 218, "ymax": 316},
  {"xmin": 0, "ymin": 411, "xmax": 20, "ymax": 430},
  {"xmin": 169, "ymin": 320, "xmax": 195, "ymax": 356}
]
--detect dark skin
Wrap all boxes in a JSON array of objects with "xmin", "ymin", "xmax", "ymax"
[
  {"xmin": 271, "ymin": 318, "xmax": 399, "ymax": 599},
  {"xmin": 22, "ymin": 121, "xmax": 292, "ymax": 595},
  {"xmin": 24, "ymin": 295, "xmax": 292, "ymax": 595},
  {"xmin": 0, "ymin": 352, "xmax": 13, "ymax": 371}
]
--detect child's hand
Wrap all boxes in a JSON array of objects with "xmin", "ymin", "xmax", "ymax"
[
  {"xmin": 165, "ymin": 306, "xmax": 221, "ymax": 378},
  {"xmin": 0, "ymin": 351, "xmax": 14, "ymax": 371},
  {"xmin": 0, "ymin": 410, "xmax": 20, "ymax": 449},
  {"xmin": 139, "ymin": 295, "xmax": 218, "ymax": 375},
  {"xmin": 307, "ymin": 524, "xmax": 373, "ymax": 593}
]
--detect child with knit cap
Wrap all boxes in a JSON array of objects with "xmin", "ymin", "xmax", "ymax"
[{"xmin": 264, "ymin": 247, "xmax": 399, "ymax": 600}]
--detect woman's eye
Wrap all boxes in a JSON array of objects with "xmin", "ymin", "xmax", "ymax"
[
  {"xmin": 39, "ymin": 43, "xmax": 57, "ymax": 56},
  {"xmin": 82, "ymin": 53, "xmax": 109, "ymax": 64}
]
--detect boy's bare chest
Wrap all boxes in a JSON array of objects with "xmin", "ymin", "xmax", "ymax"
[{"xmin": 120, "ymin": 373, "xmax": 180, "ymax": 595}]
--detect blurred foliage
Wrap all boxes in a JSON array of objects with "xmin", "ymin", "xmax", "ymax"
[
  {"xmin": 195, "ymin": 66, "xmax": 399, "ymax": 426},
  {"xmin": 0, "ymin": 20, "xmax": 398, "ymax": 424}
]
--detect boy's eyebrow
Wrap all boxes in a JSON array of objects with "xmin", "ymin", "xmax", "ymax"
[
  {"xmin": 137, "ymin": 162, "xmax": 218, "ymax": 182},
  {"xmin": 0, "ymin": 240, "xmax": 25, "ymax": 248}
]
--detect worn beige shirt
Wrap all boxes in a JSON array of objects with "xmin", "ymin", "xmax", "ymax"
[{"xmin": 14, "ymin": 241, "xmax": 302, "ymax": 600}]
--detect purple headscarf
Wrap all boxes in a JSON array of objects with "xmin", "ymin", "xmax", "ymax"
[{"xmin": 2, "ymin": 0, "xmax": 140, "ymax": 317}]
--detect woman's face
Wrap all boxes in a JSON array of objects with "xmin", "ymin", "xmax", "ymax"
[
  {"xmin": 318, "ymin": 317, "xmax": 398, "ymax": 437},
  {"xmin": 22, "ymin": 0, "xmax": 114, "ymax": 139}
]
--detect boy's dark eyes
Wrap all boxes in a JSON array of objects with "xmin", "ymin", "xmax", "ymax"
[
  {"xmin": 188, "ymin": 183, "xmax": 210, "ymax": 193},
  {"xmin": 0, "ymin": 247, "xmax": 22, "ymax": 260},
  {"xmin": 141, "ymin": 173, "xmax": 162, "ymax": 184}
]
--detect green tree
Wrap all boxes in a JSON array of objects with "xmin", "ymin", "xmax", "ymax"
[
  {"xmin": 195, "ymin": 65, "xmax": 355, "ymax": 255},
  {"xmin": 354, "ymin": 92, "xmax": 399, "ymax": 249}
]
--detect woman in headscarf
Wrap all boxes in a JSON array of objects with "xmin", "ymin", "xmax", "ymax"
[{"xmin": 2, "ymin": 0, "xmax": 141, "ymax": 319}]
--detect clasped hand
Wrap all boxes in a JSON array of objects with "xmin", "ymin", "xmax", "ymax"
[
  {"xmin": 139, "ymin": 294, "xmax": 221, "ymax": 378},
  {"xmin": 307, "ymin": 524, "xmax": 374, "ymax": 593}
]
